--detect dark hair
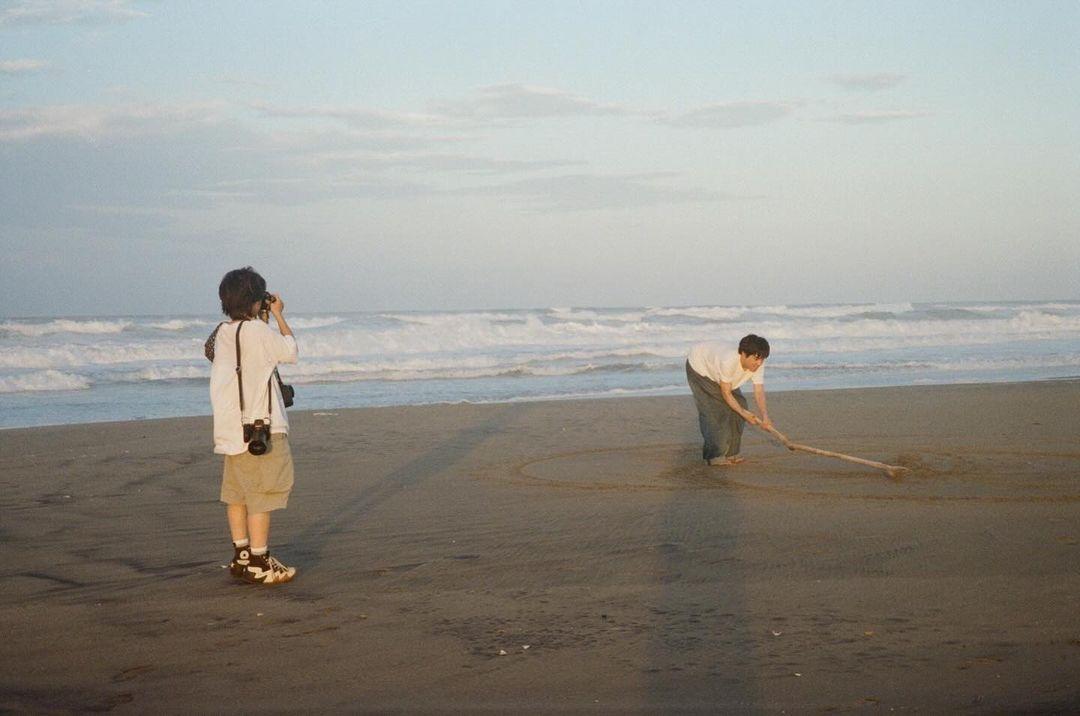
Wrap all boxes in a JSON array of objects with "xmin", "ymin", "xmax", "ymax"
[
  {"xmin": 738, "ymin": 334, "xmax": 770, "ymax": 359},
  {"xmin": 218, "ymin": 267, "xmax": 266, "ymax": 320}
]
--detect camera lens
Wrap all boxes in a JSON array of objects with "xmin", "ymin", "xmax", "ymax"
[{"xmin": 248, "ymin": 440, "xmax": 268, "ymax": 456}]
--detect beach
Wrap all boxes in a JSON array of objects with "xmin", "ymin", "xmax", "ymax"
[{"xmin": 2, "ymin": 380, "xmax": 1079, "ymax": 712}]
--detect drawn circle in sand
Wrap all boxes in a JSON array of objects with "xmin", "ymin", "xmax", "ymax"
[{"xmin": 514, "ymin": 443, "xmax": 1080, "ymax": 502}]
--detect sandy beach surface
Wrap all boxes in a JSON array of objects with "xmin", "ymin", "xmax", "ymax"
[{"xmin": 2, "ymin": 381, "xmax": 1078, "ymax": 712}]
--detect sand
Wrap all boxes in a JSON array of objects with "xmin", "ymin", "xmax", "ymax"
[{"xmin": 2, "ymin": 380, "xmax": 1079, "ymax": 712}]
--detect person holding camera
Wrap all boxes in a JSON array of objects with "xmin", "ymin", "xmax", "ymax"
[{"xmin": 209, "ymin": 267, "xmax": 298, "ymax": 584}]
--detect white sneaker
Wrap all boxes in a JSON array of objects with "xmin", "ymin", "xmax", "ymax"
[{"xmin": 242, "ymin": 552, "xmax": 297, "ymax": 585}]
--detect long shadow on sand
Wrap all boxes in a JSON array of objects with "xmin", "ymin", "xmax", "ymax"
[
  {"xmin": 643, "ymin": 399, "xmax": 760, "ymax": 710},
  {"xmin": 288, "ymin": 405, "xmax": 517, "ymax": 568}
]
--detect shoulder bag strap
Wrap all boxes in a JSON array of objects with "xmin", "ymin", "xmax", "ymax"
[
  {"xmin": 234, "ymin": 319, "xmax": 273, "ymax": 422},
  {"xmin": 235, "ymin": 321, "xmax": 246, "ymax": 416}
]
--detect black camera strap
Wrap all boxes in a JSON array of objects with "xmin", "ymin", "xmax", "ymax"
[{"xmin": 235, "ymin": 320, "xmax": 273, "ymax": 423}]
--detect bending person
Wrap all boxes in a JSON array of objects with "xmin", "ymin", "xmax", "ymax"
[{"xmin": 685, "ymin": 334, "xmax": 773, "ymax": 466}]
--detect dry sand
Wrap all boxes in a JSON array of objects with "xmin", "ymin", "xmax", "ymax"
[{"xmin": 2, "ymin": 381, "xmax": 1079, "ymax": 712}]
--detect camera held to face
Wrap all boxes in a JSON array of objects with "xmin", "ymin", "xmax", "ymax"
[{"xmin": 243, "ymin": 419, "xmax": 271, "ymax": 455}]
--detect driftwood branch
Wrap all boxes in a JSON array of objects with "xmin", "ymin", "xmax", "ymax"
[{"xmin": 759, "ymin": 425, "xmax": 909, "ymax": 480}]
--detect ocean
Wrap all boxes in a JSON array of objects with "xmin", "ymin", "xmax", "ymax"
[{"xmin": 1, "ymin": 301, "xmax": 1078, "ymax": 429}]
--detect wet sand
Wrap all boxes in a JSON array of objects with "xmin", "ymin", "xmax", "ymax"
[{"xmin": 2, "ymin": 381, "xmax": 1079, "ymax": 712}]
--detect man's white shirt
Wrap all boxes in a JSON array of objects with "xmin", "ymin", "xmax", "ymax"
[{"xmin": 687, "ymin": 343, "xmax": 764, "ymax": 389}]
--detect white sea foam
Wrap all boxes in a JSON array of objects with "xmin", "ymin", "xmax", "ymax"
[
  {"xmin": 0, "ymin": 319, "xmax": 133, "ymax": 337},
  {"xmin": 4, "ymin": 308, "xmax": 1079, "ymax": 372},
  {"xmin": 548, "ymin": 307, "xmax": 648, "ymax": 323},
  {"xmin": 289, "ymin": 316, "xmax": 347, "ymax": 330},
  {"xmin": 3, "ymin": 301, "xmax": 1079, "ymax": 428},
  {"xmin": 645, "ymin": 306, "xmax": 748, "ymax": 321},
  {"xmin": 280, "ymin": 354, "xmax": 502, "ymax": 382},
  {"xmin": 272, "ymin": 349, "xmax": 1080, "ymax": 386},
  {"xmin": 381, "ymin": 311, "xmax": 526, "ymax": 325},
  {"xmin": 922, "ymin": 354, "xmax": 1080, "ymax": 371},
  {"xmin": 958, "ymin": 302, "xmax": 1079, "ymax": 314},
  {"xmin": 330, "ymin": 310, "xmax": 1079, "ymax": 359},
  {"xmin": 297, "ymin": 314, "xmax": 603, "ymax": 358},
  {"xmin": 643, "ymin": 303, "xmax": 920, "ymax": 321},
  {"xmin": 282, "ymin": 358, "xmax": 673, "ymax": 384},
  {"xmin": 0, "ymin": 370, "xmax": 91, "ymax": 393},
  {"xmin": 514, "ymin": 348, "xmax": 680, "ymax": 365},
  {"xmin": 487, "ymin": 384, "xmax": 687, "ymax": 404},
  {"xmin": 0, "ymin": 340, "xmax": 203, "ymax": 369},
  {"xmin": 146, "ymin": 319, "xmax": 209, "ymax": 331},
  {"xmin": 757, "ymin": 303, "xmax": 915, "ymax": 318},
  {"xmin": 776, "ymin": 354, "xmax": 1080, "ymax": 372},
  {"xmin": 121, "ymin": 366, "xmax": 209, "ymax": 382},
  {"xmin": 748, "ymin": 311, "xmax": 1080, "ymax": 347}
]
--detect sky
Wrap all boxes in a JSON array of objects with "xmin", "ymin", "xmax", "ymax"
[{"xmin": 1, "ymin": 0, "xmax": 1078, "ymax": 317}]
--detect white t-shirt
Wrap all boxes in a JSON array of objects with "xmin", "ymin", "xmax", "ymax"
[
  {"xmin": 210, "ymin": 319, "xmax": 298, "ymax": 455},
  {"xmin": 687, "ymin": 343, "xmax": 765, "ymax": 390}
]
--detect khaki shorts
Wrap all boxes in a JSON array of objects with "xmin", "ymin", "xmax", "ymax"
[{"xmin": 220, "ymin": 434, "xmax": 294, "ymax": 513}]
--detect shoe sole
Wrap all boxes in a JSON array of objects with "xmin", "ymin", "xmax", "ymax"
[{"xmin": 237, "ymin": 570, "xmax": 296, "ymax": 585}]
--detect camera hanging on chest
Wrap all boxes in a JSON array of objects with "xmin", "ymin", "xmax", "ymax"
[{"xmin": 235, "ymin": 320, "xmax": 275, "ymax": 456}]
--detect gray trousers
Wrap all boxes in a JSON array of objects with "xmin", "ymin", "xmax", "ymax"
[{"xmin": 686, "ymin": 361, "xmax": 747, "ymax": 461}]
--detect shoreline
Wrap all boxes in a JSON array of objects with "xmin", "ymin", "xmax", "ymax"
[
  {"xmin": 2, "ymin": 379, "xmax": 1079, "ymax": 711},
  {"xmin": 3, "ymin": 375, "xmax": 1079, "ymax": 433}
]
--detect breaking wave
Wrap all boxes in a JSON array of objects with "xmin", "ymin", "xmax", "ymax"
[
  {"xmin": 0, "ymin": 370, "xmax": 91, "ymax": 393},
  {"xmin": 2, "ymin": 300, "xmax": 1078, "ymax": 426},
  {"xmin": 289, "ymin": 316, "xmax": 347, "ymax": 330},
  {"xmin": 0, "ymin": 319, "xmax": 133, "ymax": 337},
  {"xmin": 146, "ymin": 319, "xmax": 210, "ymax": 331}
]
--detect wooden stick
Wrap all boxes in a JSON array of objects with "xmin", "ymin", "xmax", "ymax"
[{"xmin": 759, "ymin": 425, "xmax": 909, "ymax": 480}]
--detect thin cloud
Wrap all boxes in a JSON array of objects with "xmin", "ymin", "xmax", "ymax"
[
  {"xmin": 252, "ymin": 102, "xmax": 450, "ymax": 130},
  {"xmin": 454, "ymin": 172, "xmax": 730, "ymax": 212},
  {"xmin": 0, "ymin": 102, "xmax": 226, "ymax": 141},
  {"xmin": 295, "ymin": 151, "xmax": 581, "ymax": 175},
  {"xmin": 830, "ymin": 110, "xmax": 933, "ymax": 125},
  {"xmin": 1, "ymin": 105, "xmax": 106, "ymax": 140},
  {"xmin": 664, "ymin": 101, "xmax": 799, "ymax": 128},
  {"xmin": 216, "ymin": 76, "xmax": 274, "ymax": 90},
  {"xmin": 0, "ymin": 105, "xmax": 442, "ymax": 231},
  {"xmin": 0, "ymin": 0, "xmax": 148, "ymax": 26},
  {"xmin": 66, "ymin": 202, "xmax": 178, "ymax": 217},
  {"xmin": 243, "ymin": 127, "xmax": 469, "ymax": 157},
  {"xmin": 0, "ymin": 118, "xmax": 265, "ymax": 230},
  {"xmin": 827, "ymin": 73, "xmax": 907, "ymax": 91},
  {"xmin": 388, "ymin": 154, "xmax": 581, "ymax": 175},
  {"xmin": 181, "ymin": 175, "xmax": 438, "ymax": 204},
  {"xmin": 62, "ymin": 202, "xmax": 180, "ymax": 232},
  {"xmin": 255, "ymin": 85, "xmax": 640, "ymax": 135},
  {"xmin": 431, "ymin": 83, "xmax": 637, "ymax": 122},
  {"xmin": 0, "ymin": 59, "xmax": 51, "ymax": 75}
]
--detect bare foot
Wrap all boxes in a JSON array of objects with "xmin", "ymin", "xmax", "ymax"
[{"xmin": 708, "ymin": 455, "xmax": 743, "ymax": 468}]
